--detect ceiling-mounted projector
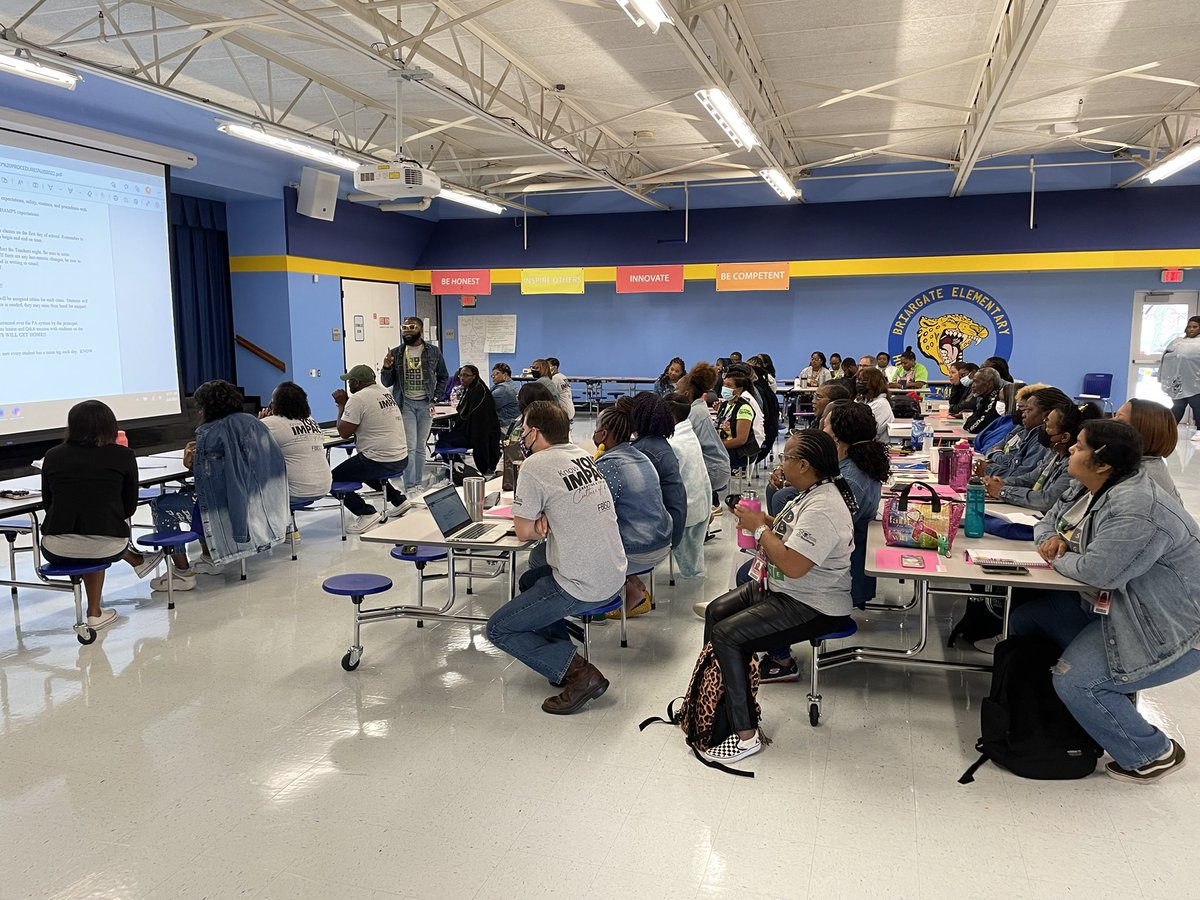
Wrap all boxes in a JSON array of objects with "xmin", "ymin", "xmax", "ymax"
[{"xmin": 354, "ymin": 159, "xmax": 441, "ymax": 199}]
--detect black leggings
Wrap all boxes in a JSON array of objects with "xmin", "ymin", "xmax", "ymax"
[{"xmin": 703, "ymin": 582, "xmax": 848, "ymax": 732}]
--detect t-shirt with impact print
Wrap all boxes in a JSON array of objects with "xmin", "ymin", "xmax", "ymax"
[{"xmin": 512, "ymin": 442, "xmax": 627, "ymax": 603}]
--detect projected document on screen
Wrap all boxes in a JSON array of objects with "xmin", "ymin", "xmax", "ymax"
[{"xmin": 0, "ymin": 130, "xmax": 179, "ymax": 440}]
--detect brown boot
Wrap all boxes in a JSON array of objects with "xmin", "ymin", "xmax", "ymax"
[{"xmin": 542, "ymin": 654, "xmax": 608, "ymax": 715}]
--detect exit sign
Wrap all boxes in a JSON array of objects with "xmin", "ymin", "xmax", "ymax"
[
  {"xmin": 461, "ymin": 295, "xmax": 477, "ymax": 308},
  {"xmin": 1162, "ymin": 268, "xmax": 1184, "ymax": 283}
]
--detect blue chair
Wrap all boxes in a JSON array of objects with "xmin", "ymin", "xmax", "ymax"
[
  {"xmin": 137, "ymin": 529, "xmax": 200, "ymax": 610},
  {"xmin": 806, "ymin": 618, "xmax": 858, "ymax": 726},
  {"xmin": 1077, "ymin": 373, "xmax": 1114, "ymax": 413},
  {"xmin": 432, "ymin": 446, "xmax": 468, "ymax": 483},
  {"xmin": 0, "ymin": 517, "xmax": 32, "ymax": 599},
  {"xmin": 38, "ymin": 561, "xmax": 112, "ymax": 644},
  {"xmin": 288, "ymin": 498, "xmax": 316, "ymax": 561},
  {"xmin": 323, "ymin": 573, "xmax": 393, "ymax": 671},
  {"xmin": 390, "ymin": 545, "xmax": 448, "ymax": 628},
  {"xmin": 575, "ymin": 593, "xmax": 628, "ymax": 655},
  {"xmin": 330, "ymin": 481, "xmax": 364, "ymax": 541}
]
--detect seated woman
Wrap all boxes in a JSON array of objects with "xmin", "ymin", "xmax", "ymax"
[
  {"xmin": 259, "ymin": 381, "xmax": 332, "ymax": 505},
  {"xmin": 962, "ymin": 366, "xmax": 1006, "ymax": 434},
  {"xmin": 888, "ymin": 346, "xmax": 928, "ymax": 389},
  {"xmin": 664, "ymin": 392, "xmax": 713, "ymax": 578},
  {"xmin": 155, "ymin": 380, "xmax": 288, "ymax": 593},
  {"xmin": 701, "ymin": 430, "xmax": 857, "ymax": 765},
  {"xmin": 716, "ymin": 373, "xmax": 760, "ymax": 473},
  {"xmin": 1009, "ymin": 420, "xmax": 1200, "ymax": 783},
  {"xmin": 1115, "ymin": 398, "xmax": 1181, "ymax": 500},
  {"xmin": 503, "ymin": 382, "xmax": 558, "ymax": 444},
  {"xmin": 654, "ymin": 357, "xmax": 686, "ymax": 397},
  {"xmin": 590, "ymin": 405, "xmax": 673, "ymax": 616},
  {"xmin": 678, "ymin": 363, "xmax": 731, "ymax": 508},
  {"xmin": 40, "ymin": 400, "xmax": 161, "ymax": 631},
  {"xmin": 798, "ymin": 352, "xmax": 831, "ymax": 388},
  {"xmin": 985, "ymin": 399, "xmax": 1101, "ymax": 512},
  {"xmin": 857, "ymin": 366, "xmax": 893, "ymax": 440},
  {"xmin": 438, "ymin": 365, "xmax": 501, "ymax": 475},
  {"xmin": 947, "ymin": 362, "xmax": 978, "ymax": 416},
  {"xmin": 628, "ymin": 393, "xmax": 689, "ymax": 594}
]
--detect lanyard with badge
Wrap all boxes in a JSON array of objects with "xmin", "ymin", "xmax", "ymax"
[{"xmin": 746, "ymin": 489, "xmax": 811, "ymax": 589}]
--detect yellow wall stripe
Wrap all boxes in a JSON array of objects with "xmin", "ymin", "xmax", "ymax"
[{"xmin": 229, "ymin": 249, "xmax": 1200, "ymax": 284}]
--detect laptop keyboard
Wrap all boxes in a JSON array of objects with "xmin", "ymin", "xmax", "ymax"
[{"xmin": 456, "ymin": 522, "xmax": 494, "ymax": 541}]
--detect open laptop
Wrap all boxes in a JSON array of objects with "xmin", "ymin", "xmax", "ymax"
[{"xmin": 424, "ymin": 484, "xmax": 511, "ymax": 544}]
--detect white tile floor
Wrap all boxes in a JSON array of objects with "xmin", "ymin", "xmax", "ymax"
[{"xmin": 5, "ymin": 431, "xmax": 1200, "ymax": 899}]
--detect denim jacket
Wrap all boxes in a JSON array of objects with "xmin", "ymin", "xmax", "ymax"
[
  {"xmin": 690, "ymin": 399, "xmax": 732, "ymax": 494},
  {"xmin": 998, "ymin": 452, "xmax": 1073, "ymax": 512},
  {"xmin": 989, "ymin": 426, "xmax": 1049, "ymax": 479},
  {"xmin": 380, "ymin": 341, "xmax": 450, "ymax": 408},
  {"xmin": 632, "ymin": 435, "xmax": 688, "ymax": 548},
  {"xmin": 194, "ymin": 413, "xmax": 290, "ymax": 565},
  {"xmin": 1035, "ymin": 471, "xmax": 1200, "ymax": 681},
  {"xmin": 593, "ymin": 443, "xmax": 673, "ymax": 555}
]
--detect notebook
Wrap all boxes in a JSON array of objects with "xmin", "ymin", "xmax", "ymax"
[{"xmin": 965, "ymin": 549, "xmax": 1052, "ymax": 569}]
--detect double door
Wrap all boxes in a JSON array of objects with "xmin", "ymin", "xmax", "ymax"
[{"xmin": 1130, "ymin": 290, "xmax": 1200, "ymax": 406}]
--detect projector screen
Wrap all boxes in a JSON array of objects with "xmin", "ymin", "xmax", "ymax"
[{"xmin": 0, "ymin": 129, "xmax": 180, "ymax": 443}]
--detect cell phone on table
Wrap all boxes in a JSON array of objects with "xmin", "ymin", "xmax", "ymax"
[
  {"xmin": 484, "ymin": 491, "xmax": 500, "ymax": 508},
  {"xmin": 900, "ymin": 555, "xmax": 925, "ymax": 569},
  {"xmin": 980, "ymin": 563, "xmax": 1029, "ymax": 576}
]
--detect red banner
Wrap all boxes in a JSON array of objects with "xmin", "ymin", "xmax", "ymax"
[
  {"xmin": 431, "ymin": 269, "xmax": 491, "ymax": 295},
  {"xmin": 616, "ymin": 265, "xmax": 685, "ymax": 294}
]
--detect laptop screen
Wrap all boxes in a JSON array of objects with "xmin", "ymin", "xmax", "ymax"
[{"xmin": 425, "ymin": 485, "xmax": 471, "ymax": 536}]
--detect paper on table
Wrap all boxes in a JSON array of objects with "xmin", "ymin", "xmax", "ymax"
[
  {"xmin": 484, "ymin": 505, "xmax": 514, "ymax": 519},
  {"xmin": 875, "ymin": 547, "xmax": 946, "ymax": 572},
  {"xmin": 965, "ymin": 549, "xmax": 1051, "ymax": 568},
  {"xmin": 986, "ymin": 508, "xmax": 1042, "ymax": 526}
]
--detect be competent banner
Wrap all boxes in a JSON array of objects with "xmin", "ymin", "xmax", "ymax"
[
  {"xmin": 521, "ymin": 267, "xmax": 585, "ymax": 294},
  {"xmin": 715, "ymin": 262, "xmax": 790, "ymax": 291},
  {"xmin": 431, "ymin": 269, "xmax": 491, "ymax": 295},
  {"xmin": 616, "ymin": 265, "xmax": 684, "ymax": 293}
]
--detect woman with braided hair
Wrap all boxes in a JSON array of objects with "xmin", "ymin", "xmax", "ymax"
[{"xmin": 699, "ymin": 430, "xmax": 856, "ymax": 766}]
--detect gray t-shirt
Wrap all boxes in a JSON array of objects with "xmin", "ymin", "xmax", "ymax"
[
  {"xmin": 512, "ymin": 442, "xmax": 626, "ymax": 603},
  {"xmin": 262, "ymin": 415, "xmax": 333, "ymax": 499},
  {"xmin": 341, "ymin": 383, "xmax": 407, "ymax": 464},
  {"xmin": 765, "ymin": 480, "xmax": 853, "ymax": 616}
]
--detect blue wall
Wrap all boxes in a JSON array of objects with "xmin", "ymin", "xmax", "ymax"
[{"xmin": 284, "ymin": 188, "xmax": 435, "ymax": 268}]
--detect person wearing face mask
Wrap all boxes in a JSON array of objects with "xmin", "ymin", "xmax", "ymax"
[
  {"xmin": 947, "ymin": 362, "xmax": 978, "ymax": 416},
  {"xmin": 717, "ymin": 374, "xmax": 760, "ymax": 472},
  {"xmin": 1008, "ymin": 420, "xmax": 1200, "ymax": 783},
  {"xmin": 485, "ymin": 401, "xmax": 626, "ymax": 715},
  {"xmin": 1159, "ymin": 315, "xmax": 1200, "ymax": 424},
  {"xmin": 381, "ymin": 316, "xmax": 449, "ymax": 493},
  {"xmin": 985, "ymin": 400, "xmax": 1101, "ymax": 511},
  {"xmin": 977, "ymin": 384, "xmax": 1055, "ymax": 478}
]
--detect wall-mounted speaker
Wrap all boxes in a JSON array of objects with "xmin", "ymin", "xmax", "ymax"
[{"xmin": 297, "ymin": 166, "xmax": 340, "ymax": 221}]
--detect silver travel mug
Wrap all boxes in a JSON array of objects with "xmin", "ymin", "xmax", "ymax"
[{"xmin": 463, "ymin": 476, "xmax": 486, "ymax": 522}]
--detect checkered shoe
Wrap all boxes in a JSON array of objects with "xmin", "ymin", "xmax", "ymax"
[{"xmin": 699, "ymin": 732, "xmax": 762, "ymax": 765}]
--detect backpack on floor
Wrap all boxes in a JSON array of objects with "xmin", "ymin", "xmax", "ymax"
[
  {"xmin": 959, "ymin": 636, "xmax": 1102, "ymax": 783},
  {"xmin": 639, "ymin": 641, "xmax": 768, "ymax": 777}
]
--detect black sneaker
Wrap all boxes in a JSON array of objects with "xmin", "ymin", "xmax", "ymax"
[
  {"xmin": 1106, "ymin": 739, "xmax": 1187, "ymax": 783},
  {"xmin": 758, "ymin": 654, "xmax": 799, "ymax": 683}
]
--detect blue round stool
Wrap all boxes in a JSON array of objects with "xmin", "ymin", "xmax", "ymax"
[
  {"xmin": 323, "ymin": 573, "xmax": 393, "ymax": 671},
  {"xmin": 433, "ymin": 447, "xmax": 467, "ymax": 484},
  {"xmin": 38, "ymin": 561, "xmax": 112, "ymax": 644},
  {"xmin": 807, "ymin": 618, "xmax": 858, "ymax": 726},
  {"xmin": 288, "ymin": 498, "xmax": 317, "ymax": 561},
  {"xmin": 138, "ymin": 530, "xmax": 200, "ymax": 610},
  {"xmin": 330, "ymin": 481, "xmax": 364, "ymax": 541},
  {"xmin": 390, "ymin": 546, "xmax": 448, "ymax": 629},
  {"xmin": 574, "ymin": 593, "xmax": 627, "ymax": 656}
]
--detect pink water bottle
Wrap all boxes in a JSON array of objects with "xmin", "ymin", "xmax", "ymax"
[
  {"xmin": 950, "ymin": 439, "xmax": 972, "ymax": 491},
  {"xmin": 736, "ymin": 491, "xmax": 761, "ymax": 550},
  {"xmin": 116, "ymin": 430, "xmax": 129, "ymax": 447}
]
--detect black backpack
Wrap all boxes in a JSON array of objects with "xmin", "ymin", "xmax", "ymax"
[
  {"xmin": 959, "ymin": 636, "xmax": 1102, "ymax": 783},
  {"xmin": 947, "ymin": 597, "xmax": 1003, "ymax": 648}
]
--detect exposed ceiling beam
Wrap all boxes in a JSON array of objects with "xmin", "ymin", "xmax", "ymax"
[{"xmin": 950, "ymin": 0, "xmax": 1059, "ymax": 197}]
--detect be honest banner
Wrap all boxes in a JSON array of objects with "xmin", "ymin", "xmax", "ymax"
[{"xmin": 431, "ymin": 269, "xmax": 491, "ymax": 295}]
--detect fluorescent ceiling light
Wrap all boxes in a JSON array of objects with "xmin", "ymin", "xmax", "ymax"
[
  {"xmin": 438, "ymin": 187, "xmax": 504, "ymax": 214},
  {"xmin": 217, "ymin": 121, "xmax": 359, "ymax": 172},
  {"xmin": 759, "ymin": 167, "xmax": 799, "ymax": 201},
  {"xmin": 694, "ymin": 88, "xmax": 759, "ymax": 149},
  {"xmin": 617, "ymin": 0, "xmax": 672, "ymax": 33},
  {"xmin": 1142, "ymin": 143, "xmax": 1200, "ymax": 185},
  {"xmin": 0, "ymin": 49, "xmax": 81, "ymax": 90}
]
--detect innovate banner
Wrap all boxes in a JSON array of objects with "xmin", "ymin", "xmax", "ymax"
[
  {"xmin": 715, "ymin": 262, "xmax": 790, "ymax": 291},
  {"xmin": 616, "ymin": 265, "xmax": 685, "ymax": 293},
  {"xmin": 432, "ymin": 269, "xmax": 491, "ymax": 295},
  {"xmin": 521, "ymin": 267, "xmax": 585, "ymax": 294}
]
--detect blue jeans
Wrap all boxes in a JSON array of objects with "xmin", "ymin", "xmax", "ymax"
[
  {"xmin": 331, "ymin": 454, "xmax": 407, "ymax": 516},
  {"xmin": 486, "ymin": 565, "xmax": 597, "ymax": 683},
  {"xmin": 1010, "ymin": 593, "xmax": 1200, "ymax": 770},
  {"xmin": 400, "ymin": 401, "xmax": 433, "ymax": 489},
  {"xmin": 766, "ymin": 486, "xmax": 796, "ymax": 516}
]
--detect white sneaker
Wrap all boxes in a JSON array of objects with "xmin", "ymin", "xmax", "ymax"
[
  {"xmin": 150, "ymin": 570, "xmax": 196, "ymax": 593},
  {"xmin": 189, "ymin": 555, "xmax": 223, "ymax": 576},
  {"xmin": 384, "ymin": 500, "xmax": 412, "ymax": 519},
  {"xmin": 132, "ymin": 550, "xmax": 164, "ymax": 579},
  {"xmin": 87, "ymin": 608, "xmax": 118, "ymax": 630},
  {"xmin": 699, "ymin": 732, "xmax": 762, "ymax": 765},
  {"xmin": 973, "ymin": 635, "xmax": 1003, "ymax": 655},
  {"xmin": 346, "ymin": 512, "xmax": 382, "ymax": 534}
]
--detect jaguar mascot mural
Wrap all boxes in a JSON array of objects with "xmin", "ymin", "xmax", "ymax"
[{"xmin": 916, "ymin": 313, "xmax": 990, "ymax": 377}]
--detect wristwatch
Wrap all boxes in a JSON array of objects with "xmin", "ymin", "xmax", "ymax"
[{"xmin": 753, "ymin": 525, "xmax": 769, "ymax": 544}]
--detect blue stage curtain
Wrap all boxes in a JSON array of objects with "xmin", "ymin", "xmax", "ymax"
[{"xmin": 170, "ymin": 195, "xmax": 234, "ymax": 392}]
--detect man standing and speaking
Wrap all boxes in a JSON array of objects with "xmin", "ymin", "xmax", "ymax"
[{"xmin": 381, "ymin": 316, "xmax": 449, "ymax": 492}]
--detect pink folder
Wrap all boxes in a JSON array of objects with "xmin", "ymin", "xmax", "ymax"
[{"xmin": 875, "ymin": 547, "xmax": 946, "ymax": 572}]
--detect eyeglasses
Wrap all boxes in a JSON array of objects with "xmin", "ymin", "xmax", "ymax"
[{"xmin": 779, "ymin": 453, "xmax": 805, "ymax": 462}]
